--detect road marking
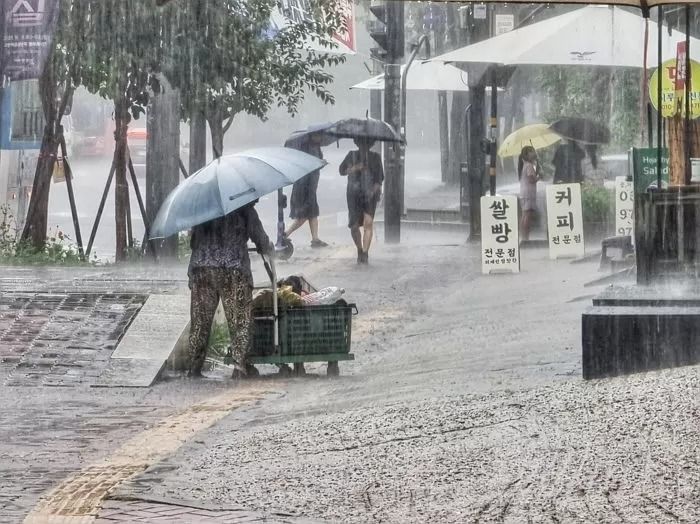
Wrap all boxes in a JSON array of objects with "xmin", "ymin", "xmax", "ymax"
[{"xmin": 24, "ymin": 386, "xmax": 275, "ymax": 523}]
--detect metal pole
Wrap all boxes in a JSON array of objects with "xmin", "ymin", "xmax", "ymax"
[
  {"xmin": 399, "ymin": 35, "xmax": 429, "ymax": 216},
  {"xmin": 59, "ymin": 132, "xmax": 84, "ymax": 258},
  {"xmin": 684, "ymin": 3, "xmax": 691, "ymax": 185},
  {"xmin": 657, "ymin": 5, "xmax": 663, "ymax": 191},
  {"xmin": 489, "ymin": 71, "xmax": 498, "ymax": 196},
  {"xmin": 85, "ymin": 158, "xmax": 116, "ymax": 257}
]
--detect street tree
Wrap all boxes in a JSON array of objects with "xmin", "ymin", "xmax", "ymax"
[
  {"xmin": 168, "ymin": 0, "xmax": 347, "ymax": 161},
  {"xmin": 21, "ymin": 0, "xmax": 92, "ymax": 250}
]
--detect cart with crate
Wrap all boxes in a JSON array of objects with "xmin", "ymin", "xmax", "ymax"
[{"xmin": 243, "ymin": 251, "xmax": 356, "ymax": 376}]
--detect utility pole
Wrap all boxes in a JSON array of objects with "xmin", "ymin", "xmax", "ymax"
[
  {"xmin": 369, "ymin": 0, "xmax": 404, "ymax": 244},
  {"xmin": 146, "ymin": 76, "xmax": 181, "ymax": 257}
]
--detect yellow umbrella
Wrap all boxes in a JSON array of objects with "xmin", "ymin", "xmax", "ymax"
[{"xmin": 498, "ymin": 124, "xmax": 562, "ymax": 158}]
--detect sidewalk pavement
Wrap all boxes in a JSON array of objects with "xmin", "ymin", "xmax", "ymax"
[{"xmin": 101, "ymin": 243, "xmax": 700, "ymax": 523}]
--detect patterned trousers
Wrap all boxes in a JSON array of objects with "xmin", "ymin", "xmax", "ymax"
[{"xmin": 188, "ymin": 268, "xmax": 252, "ymax": 374}]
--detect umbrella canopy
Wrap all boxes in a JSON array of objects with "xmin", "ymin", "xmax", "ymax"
[
  {"xmin": 498, "ymin": 124, "xmax": 562, "ymax": 158},
  {"xmin": 431, "ymin": 6, "xmax": 700, "ymax": 69},
  {"xmin": 150, "ymin": 148, "xmax": 327, "ymax": 239},
  {"xmin": 284, "ymin": 122, "xmax": 337, "ymax": 149},
  {"xmin": 550, "ymin": 117, "xmax": 610, "ymax": 144},
  {"xmin": 350, "ymin": 61, "xmax": 471, "ymax": 91},
  {"xmin": 327, "ymin": 117, "xmax": 402, "ymax": 143}
]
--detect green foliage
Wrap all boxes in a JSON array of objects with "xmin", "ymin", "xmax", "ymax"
[
  {"xmin": 581, "ymin": 185, "xmax": 615, "ymax": 225},
  {"xmin": 208, "ymin": 321, "xmax": 233, "ymax": 361},
  {"xmin": 0, "ymin": 205, "xmax": 91, "ymax": 266},
  {"xmin": 537, "ymin": 67, "xmax": 642, "ymax": 151},
  {"xmin": 168, "ymin": 0, "xmax": 347, "ymax": 133}
]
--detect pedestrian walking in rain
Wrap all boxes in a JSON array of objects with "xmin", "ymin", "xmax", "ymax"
[
  {"xmin": 284, "ymin": 134, "xmax": 328, "ymax": 248},
  {"xmin": 339, "ymin": 138, "xmax": 384, "ymax": 264},
  {"xmin": 187, "ymin": 202, "xmax": 272, "ymax": 379},
  {"xmin": 519, "ymin": 145, "xmax": 540, "ymax": 241}
]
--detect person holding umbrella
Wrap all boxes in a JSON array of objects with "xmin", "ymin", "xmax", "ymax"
[
  {"xmin": 149, "ymin": 147, "xmax": 327, "ymax": 379},
  {"xmin": 518, "ymin": 145, "xmax": 540, "ymax": 241},
  {"xmin": 284, "ymin": 133, "xmax": 328, "ymax": 248},
  {"xmin": 340, "ymin": 138, "xmax": 384, "ymax": 264},
  {"xmin": 188, "ymin": 202, "xmax": 271, "ymax": 379}
]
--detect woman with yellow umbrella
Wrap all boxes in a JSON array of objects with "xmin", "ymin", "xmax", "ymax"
[{"xmin": 499, "ymin": 124, "xmax": 561, "ymax": 241}]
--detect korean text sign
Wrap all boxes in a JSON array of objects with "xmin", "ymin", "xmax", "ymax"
[
  {"xmin": 480, "ymin": 195, "xmax": 519, "ymax": 274},
  {"xmin": 546, "ymin": 183, "xmax": 585, "ymax": 259}
]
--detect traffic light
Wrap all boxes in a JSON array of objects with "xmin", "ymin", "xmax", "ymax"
[{"xmin": 369, "ymin": 1, "xmax": 404, "ymax": 61}]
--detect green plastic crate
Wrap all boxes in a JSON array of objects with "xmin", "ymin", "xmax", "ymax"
[{"xmin": 251, "ymin": 303, "xmax": 356, "ymax": 357}]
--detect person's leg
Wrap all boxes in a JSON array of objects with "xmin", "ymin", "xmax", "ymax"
[
  {"xmin": 284, "ymin": 218, "xmax": 306, "ymax": 237},
  {"xmin": 309, "ymin": 217, "xmax": 328, "ymax": 247},
  {"xmin": 222, "ymin": 270, "xmax": 255, "ymax": 377},
  {"xmin": 520, "ymin": 210, "xmax": 532, "ymax": 241},
  {"xmin": 188, "ymin": 269, "xmax": 219, "ymax": 377},
  {"xmin": 362, "ymin": 213, "xmax": 374, "ymax": 256},
  {"xmin": 350, "ymin": 226, "xmax": 362, "ymax": 263}
]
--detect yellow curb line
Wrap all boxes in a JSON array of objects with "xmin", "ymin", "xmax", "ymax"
[{"xmin": 24, "ymin": 387, "xmax": 275, "ymax": 524}]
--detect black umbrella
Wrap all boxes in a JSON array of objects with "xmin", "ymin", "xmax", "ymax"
[
  {"xmin": 327, "ymin": 117, "xmax": 403, "ymax": 143},
  {"xmin": 549, "ymin": 117, "xmax": 610, "ymax": 145},
  {"xmin": 284, "ymin": 122, "xmax": 337, "ymax": 149}
]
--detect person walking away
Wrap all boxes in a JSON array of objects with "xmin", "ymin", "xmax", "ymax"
[
  {"xmin": 519, "ymin": 146, "xmax": 539, "ymax": 241},
  {"xmin": 285, "ymin": 134, "xmax": 328, "ymax": 247},
  {"xmin": 552, "ymin": 140, "xmax": 585, "ymax": 184},
  {"xmin": 188, "ymin": 202, "xmax": 272, "ymax": 379},
  {"xmin": 339, "ymin": 138, "xmax": 384, "ymax": 264}
]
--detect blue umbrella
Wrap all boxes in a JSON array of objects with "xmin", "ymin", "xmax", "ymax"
[{"xmin": 149, "ymin": 147, "xmax": 327, "ymax": 239}]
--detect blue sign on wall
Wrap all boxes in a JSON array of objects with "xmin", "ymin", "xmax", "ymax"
[{"xmin": 0, "ymin": 81, "xmax": 43, "ymax": 150}]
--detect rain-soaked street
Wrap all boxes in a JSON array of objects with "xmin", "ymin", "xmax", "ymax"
[{"xmin": 3, "ymin": 236, "xmax": 698, "ymax": 522}]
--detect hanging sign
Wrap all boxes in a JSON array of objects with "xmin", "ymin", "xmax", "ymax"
[
  {"xmin": 480, "ymin": 195, "xmax": 519, "ymax": 274},
  {"xmin": 546, "ymin": 183, "xmax": 585, "ymax": 259},
  {"xmin": 649, "ymin": 58, "xmax": 700, "ymax": 118},
  {"xmin": 494, "ymin": 14, "xmax": 514, "ymax": 36},
  {"xmin": 615, "ymin": 177, "xmax": 634, "ymax": 238},
  {"xmin": 2, "ymin": 0, "xmax": 61, "ymax": 81}
]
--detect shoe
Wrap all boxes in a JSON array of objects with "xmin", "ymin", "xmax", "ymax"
[{"xmin": 310, "ymin": 239, "xmax": 328, "ymax": 248}]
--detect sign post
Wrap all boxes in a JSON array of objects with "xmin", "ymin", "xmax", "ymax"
[
  {"xmin": 480, "ymin": 194, "xmax": 519, "ymax": 274},
  {"xmin": 546, "ymin": 183, "xmax": 585, "ymax": 259}
]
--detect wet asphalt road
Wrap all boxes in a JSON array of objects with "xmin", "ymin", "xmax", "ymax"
[{"xmin": 108, "ymin": 243, "xmax": 700, "ymax": 523}]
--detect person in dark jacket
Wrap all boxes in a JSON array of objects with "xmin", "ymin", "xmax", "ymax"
[
  {"xmin": 552, "ymin": 140, "xmax": 585, "ymax": 184},
  {"xmin": 187, "ymin": 202, "xmax": 271, "ymax": 379},
  {"xmin": 339, "ymin": 138, "xmax": 384, "ymax": 264},
  {"xmin": 285, "ymin": 134, "xmax": 328, "ymax": 247}
]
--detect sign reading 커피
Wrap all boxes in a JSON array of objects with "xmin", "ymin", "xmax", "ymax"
[
  {"xmin": 480, "ymin": 195, "xmax": 519, "ymax": 274},
  {"xmin": 546, "ymin": 183, "xmax": 585, "ymax": 259},
  {"xmin": 615, "ymin": 176, "xmax": 634, "ymax": 239}
]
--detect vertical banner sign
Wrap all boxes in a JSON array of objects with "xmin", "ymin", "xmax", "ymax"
[
  {"xmin": 2, "ymin": 0, "xmax": 61, "ymax": 81},
  {"xmin": 615, "ymin": 176, "xmax": 634, "ymax": 238},
  {"xmin": 546, "ymin": 183, "xmax": 585, "ymax": 259},
  {"xmin": 480, "ymin": 195, "xmax": 519, "ymax": 274},
  {"xmin": 275, "ymin": 0, "xmax": 355, "ymax": 53}
]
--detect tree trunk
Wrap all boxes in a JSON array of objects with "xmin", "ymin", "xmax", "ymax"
[
  {"xmin": 189, "ymin": 110, "xmax": 207, "ymax": 174},
  {"xmin": 114, "ymin": 98, "xmax": 130, "ymax": 262},
  {"xmin": 147, "ymin": 77, "xmax": 181, "ymax": 258},
  {"xmin": 206, "ymin": 103, "xmax": 224, "ymax": 159},
  {"xmin": 20, "ymin": 69, "xmax": 67, "ymax": 249}
]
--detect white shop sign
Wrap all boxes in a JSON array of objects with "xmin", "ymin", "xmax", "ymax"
[
  {"xmin": 615, "ymin": 176, "xmax": 634, "ymax": 239},
  {"xmin": 480, "ymin": 195, "xmax": 520, "ymax": 274},
  {"xmin": 546, "ymin": 183, "xmax": 585, "ymax": 259}
]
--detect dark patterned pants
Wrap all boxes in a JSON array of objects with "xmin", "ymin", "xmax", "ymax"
[{"xmin": 188, "ymin": 268, "xmax": 252, "ymax": 374}]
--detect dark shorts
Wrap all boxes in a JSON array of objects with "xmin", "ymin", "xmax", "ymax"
[
  {"xmin": 347, "ymin": 188, "xmax": 379, "ymax": 228},
  {"xmin": 290, "ymin": 171, "xmax": 320, "ymax": 220}
]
